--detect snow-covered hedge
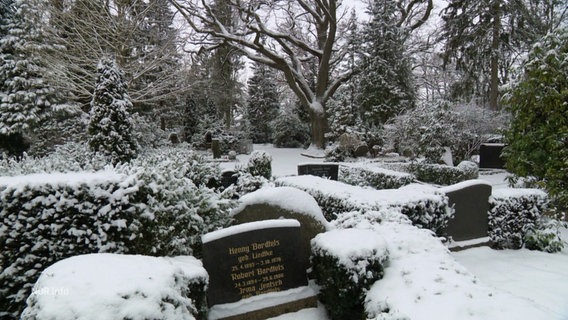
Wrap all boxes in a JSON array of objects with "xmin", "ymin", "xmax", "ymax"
[
  {"xmin": 488, "ymin": 189, "xmax": 549, "ymax": 249},
  {"xmin": 246, "ymin": 150, "xmax": 272, "ymax": 179},
  {"xmin": 381, "ymin": 161, "xmax": 478, "ymax": 186},
  {"xmin": 339, "ymin": 163, "xmax": 415, "ymax": 189},
  {"xmin": 0, "ymin": 149, "xmax": 234, "ymax": 318},
  {"xmin": 21, "ymin": 254, "xmax": 208, "ymax": 320},
  {"xmin": 311, "ymin": 229, "xmax": 389, "ymax": 320},
  {"xmin": 275, "ymin": 176, "xmax": 452, "ymax": 235}
]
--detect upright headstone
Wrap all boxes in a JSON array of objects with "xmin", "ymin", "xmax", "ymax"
[
  {"xmin": 297, "ymin": 163, "xmax": 339, "ymax": 180},
  {"xmin": 202, "ymin": 219, "xmax": 317, "ymax": 320},
  {"xmin": 211, "ymin": 139, "xmax": 221, "ymax": 159},
  {"xmin": 220, "ymin": 170, "xmax": 238, "ymax": 189},
  {"xmin": 479, "ymin": 143, "xmax": 506, "ymax": 169},
  {"xmin": 441, "ymin": 180, "xmax": 492, "ymax": 242}
]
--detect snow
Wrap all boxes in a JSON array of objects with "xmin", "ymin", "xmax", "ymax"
[
  {"xmin": 439, "ymin": 179, "xmax": 491, "ymax": 193},
  {"xmin": 0, "ymin": 169, "xmax": 123, "ymax": 190},
  {"xmin": 209, "ymin": 285, "xmax": 318, "ymax": 320},
  {"xmin": 233, "ymin": 186, "xmax": 328, "ymax": 226},
  {"xmin": 15, "ymin": 144, "xmax": 568, "ymax": 320},
  {"xmin": 202, "ymin": 219, "xmax": 300, "ymax": 243},
  {"xmin": 492, "ymin": 187, "xmax": 548, "ymax": 199},
  {"xmin": 22, "ymin": 254, "xmax": 207, "ymax": 320}
]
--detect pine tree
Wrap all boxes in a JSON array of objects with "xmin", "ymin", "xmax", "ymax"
[
  {"xmin": 356, "ymin": 0, "xmax": 415, "ymax": 127},
  {"xmin": 0, "ymin": 0, "xmax": 59, "ymax": 155},
  {"xmin": 88, "ymin": 57, "xmax": 138, "ymax": 164},
  {"xmin": 246, "ymin": 63, "xmax": 280, "ymax": 143}
]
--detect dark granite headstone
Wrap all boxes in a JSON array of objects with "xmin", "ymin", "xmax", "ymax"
[
  {"xmin": 479, "ymin": 143, "xmax": 506, "ymax": 169},
  {"xmin": 212, "ymin": 139, "xmax": 221, "ymax": 159},
  {"xmin": 221, "ymin": 170, "xmax": 238, "ymax": 189},
  {"xmin": 442, "ymin": 181, "xmax": 492, "ymax": 242},
  {"xmin": 297, "ymin": 163, "xmax": 339, "ymax": 180},
  {"xmin": 202, "ymin": 219, "xmax": 309, "ymax": 307}
]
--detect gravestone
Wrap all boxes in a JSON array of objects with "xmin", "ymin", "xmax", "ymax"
[
  {"xmin": 211, "ymin": 139, "xmax": 221, "ymax": 159},
  {"xmin": 479, "ymin": 143, "xmax": 506, "ymax": 169},
  {"xmin": 220, "ymin": 170, "xmax": 238, "ymax": 189},
  {"xmin": 441, "ymin": 180, "xmax": 492, "ymax": 242},
  {"xmin": 298, "ymin": 163, "xmax": 339, "ymax": 180},
  {"xmin": 202, "ymin": 219, "xmax": 317, "ymax": 320}
]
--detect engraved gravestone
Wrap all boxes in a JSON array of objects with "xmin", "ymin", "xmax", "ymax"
[
  {"xmin": 297, "ymin": 163, "xmax": 339, "ymax": 180},
  {"xmin": 202, "ymin": 219, "xmax": 314, "ymax": 313}
]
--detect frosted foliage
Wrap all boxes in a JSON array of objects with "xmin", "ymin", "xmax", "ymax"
[
  {"xmin": 0, "ymin": 0, "xmax": 57, "ymax": 135},
  {"xmin": 88, "ymin": 58, "xmax": 138, "ymax": 164}
]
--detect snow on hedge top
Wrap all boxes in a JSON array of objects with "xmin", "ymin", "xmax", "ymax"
[
  {"xmin": 341, "ymin": 161, "xmax": 414, "ymax": 178},
  {"xmin": 276, "ymin": 175, "xmax": 443, "ymax": 207},
  {"xmin": 22, "ymin": 254, "xmax": 207, "ymax": 320},
  {"xmin": 202, "ymin": 219, "xmax": 301, "ymax": 243},
  {"xmin": 439, "ymin": 179, "xmax": 491, "ymax": 193},
  {"xmin": 312, "ymin": 229, "xmax": 389, "ymax": 268},
  {"xmin": 232, "ymin": 187, "xmax": 326, "ymax": 224},
  {"xmin": 491, "ymin": 188, "xmax": 548, "ymax": 199},
  {"xmin": 0, "ymin": 170, "xmax": 125, "ymax": 190}
]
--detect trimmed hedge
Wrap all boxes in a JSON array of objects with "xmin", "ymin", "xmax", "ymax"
[
  {"xmin": 275, "ymin": 176, "xmax": 452, "ymax": 235},
  {"xmin": 0, "ymin": 166, "xmax": 233, "ymax": 318},
  {"xmin": 380, "ymin": 161, "xmax": 479, "ymax": 186},
  {"xmin": 339, "ymin": 163, "xmax": 415, "ymax": 190},
  {"xmin": 488, "ymin": 188, "xmax": 548, "ymax": 249},
  {"xmin": 311, "ymin": 229, "xmax": 389, "ymax": 320}
]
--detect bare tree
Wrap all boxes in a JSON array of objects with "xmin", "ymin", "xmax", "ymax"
[{"xmin": 169, "ymin": 0, "xmax": 357, "ymax": 148}]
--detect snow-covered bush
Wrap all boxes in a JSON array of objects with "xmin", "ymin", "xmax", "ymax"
[
  {"xmin": 246, "ymin": 150, "xmax": 272, "ymax": 179},
  {"xmin": 339, "ymin": 163, "xmax": 415, "ymax": 189},
  {"xmin": 275, "ymin": 176, "xmax": 452, "ymax": 235},
  {"xmin": 234, "ymin": 171, "xmax": 272, "ymax": 196},
  {"xmin": 271, "ymin": 113, "xmax": 310, "ymax": 148},
  {"xmin": 21, "ymin": 254, "xmax": 208, "ymax": 320},
  {"xmin": 0, "ymin": 172, "xmax": 149, "ymax": 318},
  {"xmin": 524, "ymin": 218, "xmax": 565, "ymax": 253},
  {"xmin": 88, "ymin": 57, "xmax": 138, "ymax": 165},
  {"xmin": 0, "ymin": 150, "xmax": 234, "ymax": 317},
  {"xmin": 311, "ymin": 229, "xmax": 389, "ymax": 320},
  {"xmin": 488, "ymin": 189, "xmax": 549, "ymax": 249},
  {"xmin": 456, "ymin": 160, "xmax": 479, "ymax": 180}
]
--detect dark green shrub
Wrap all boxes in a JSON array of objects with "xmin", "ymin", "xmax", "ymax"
[
  {"xmin": 271, "ymin": 113, "xmax": 310, "ymax": 148},
  {"xmin": 246, "ymin": 150, "xmax": 272, "ymax": 179},
  {"xmin": 489, "ymin": 189, "xmax": 548, "ymax": 249},
  {"xmin": 311, "ymin": 229, "xmax": 388, "ymax": 320},
  {"xmin": 339, "ymin": 163, "xmax": 415, "ymax": 189}
]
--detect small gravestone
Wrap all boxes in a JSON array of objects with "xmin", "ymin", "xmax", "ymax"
[
  {"xmin": 441, "ymin": 180, "xmax": 492, "ymax": 243},
  {"xmin": 221, "ymin": 170, "xmax": 238, "ymax": 189},
  {"xmin": 353, "ymin": 144, "xmax": 369, "ymax": 157},
  {"xmin": 479, "ymin": 143, "xmax": 506, "ymax": 169},
  {"xmin": 202, "ymin": 219, "xmax": 317, "ymax": 320},
  {"xmin": 211, "ymin": 139, "xmax": 221, "ymax": 159},
  {"xmin": 298, "ymin": 163, "xmax": 339, "ymax": 180}
]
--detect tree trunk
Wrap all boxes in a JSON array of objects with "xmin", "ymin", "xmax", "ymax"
[
  {"xmin": 489, "ymin": 2, "xmax": 501, "ymax": 110},
  {"xmin": 310, "ymin": 110, "xmax": 328, "ymax": 149}
]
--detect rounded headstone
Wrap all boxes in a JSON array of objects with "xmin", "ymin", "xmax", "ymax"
[{"xmin": 231, "ymin": 187, "xmax": 329, "ymax": 261}]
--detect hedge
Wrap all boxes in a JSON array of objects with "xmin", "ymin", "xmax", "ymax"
[{"xmin": 339, "ymin": 163, "xmax": 415, "ymax": 190}]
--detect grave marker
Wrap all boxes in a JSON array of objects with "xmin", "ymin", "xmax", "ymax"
[
  {"xmin": 479, "ymin": 143, "xmax": 506, "ymax": 169},
  {"xmin": 297, "ymin": 163, "xmax": 339, "ymax": 180},
  {"xmin": 202, "ymin": 219, "xmax": 316, "ymax": 319}
]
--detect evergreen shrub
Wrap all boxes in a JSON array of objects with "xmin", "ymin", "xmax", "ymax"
[
  {"xmin": 339, "ymin": 163, "xmax": 415, "ymax": 189},
  {"xmin": 271, "ymin": 113, "xmax": 310, "ymax": 148},
  {"xmin": 0, "ymin": 148, "xmax": 234, "ymax": 318},
  {"xmin": 488, "ymin": 189, "xmax": 548, "ymax": 249},
  {"xmin": 275, "ymin": 176, "xmax": 451, "ymax": 234},
  {"xmin": 311, "ymin": 229, "xmax": 388, "ymax": 320},
  {"xmin": 246, "ymin": 150, "xmax": 272, "ymax": 179}
]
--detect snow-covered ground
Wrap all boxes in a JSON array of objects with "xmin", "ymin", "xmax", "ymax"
[{"xmin": 229, "ymin": 145, "xmax": 568, "ymax": 320}]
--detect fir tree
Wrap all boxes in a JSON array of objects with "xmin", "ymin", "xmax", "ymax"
[
  {"xmin": 357, "ymin": 0, "xmax": 415, "ymax": 127},
  {"xmin": 246, "ymin": 63, "xmax": 280, "ymax": 143},
  {"xmin": 88, "ymin": 57, "xmax": 138, "ymax": 164},
  {"xmin": 0, "ymin": 0, "xmax": 59, "ymax": 155}
]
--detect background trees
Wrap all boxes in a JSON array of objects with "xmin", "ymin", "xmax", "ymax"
[{"xmin": 246, "ymin": 63, "xmax": 280, "ymax": 143}]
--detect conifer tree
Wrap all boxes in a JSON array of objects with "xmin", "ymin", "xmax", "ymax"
[
  {"xmin": 246, "ymin": 63, "xmax": 280, "ymax": 143},
  {"xmin": 88, "ymin": 57, "xmax": 138, "ymax": 164},
  {"xmin": 357, "ymin": 0, "xmax": 415, "ymax": 127},
  {"xmin": 0, "ymin": 0, "xmax": 59, "ymax": 155}
]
